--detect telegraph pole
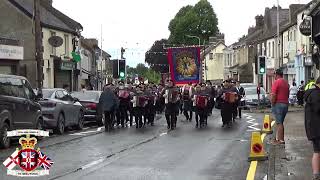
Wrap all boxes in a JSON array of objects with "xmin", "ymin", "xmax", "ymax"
[{"xmin": 34, "ymin": 0, "xmax": 44, "ymax": 94}]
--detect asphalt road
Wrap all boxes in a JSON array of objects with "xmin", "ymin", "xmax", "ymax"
[{"xmin": 0, "ymin": 110, "xmax": 266, "ymax": 180}]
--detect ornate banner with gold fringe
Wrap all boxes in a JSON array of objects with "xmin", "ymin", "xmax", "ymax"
[{"xmin": 167, "ymin": 47, "xmax": 201, "ymax": 84}]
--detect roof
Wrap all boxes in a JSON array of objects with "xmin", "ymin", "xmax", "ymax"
[
  {"xmin": 0, "ymin": 74, "xmax": 27, "ymax": 79},
  {"xmin": 202, "ymin": 41, "xmax": 226, "ymax": 55},
  {"xmin": 8, "ymin": 0, "xmax": 81, "ymax": 34}
]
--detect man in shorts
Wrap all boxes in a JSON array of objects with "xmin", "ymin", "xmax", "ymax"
[
  {"xmin": 304, "ymin": 77, "xmax": 320, "ymax": 180},
  {"xmin": 271, "ymin": 69, "xmax": 289, "ymax": 145}
]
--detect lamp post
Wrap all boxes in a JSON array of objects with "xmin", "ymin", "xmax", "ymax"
[
  {"xmin": 277, "ymin": 0, "xmax": 281, "ymax": 68},
  {"xmin": 185, "ymin": 35, "xmax": 204, "ymax": 82}
]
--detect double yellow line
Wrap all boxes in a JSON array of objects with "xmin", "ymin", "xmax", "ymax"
[{"xmin": 246, "ymin": 121, "xmax": 275, "ymax": 180}]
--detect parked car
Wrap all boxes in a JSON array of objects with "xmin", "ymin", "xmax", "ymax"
[
  {"xmin": 242, "ymin": 87, "xmax": 271, "ymax": 108},
  {"xmin": 71, "ymin": 90, "xmax": 104, "ymax": 126},
  {"xmin": 0, "ymin": 75, "xmax": 43, "ymax": 148},
  {"xmin": 240, "ymin": 83, "xmax": 256, "ymax": 89},
  {"xmin": 39, "ymin": 88, "xmax": 84, "ymax": 134}
]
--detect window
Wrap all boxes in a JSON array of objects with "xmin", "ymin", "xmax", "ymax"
[
  {"xmin": 51, "ymin": 31, "xmax": 56, "ymax": 55},
  {"xmin": 9, "ymin": 78, "xmax": 26, "ymax": 98},
  {"xmin": 293, "ymin": 30, "xmax": 296, "ymax": 41},
  {"xmin": 55, "ymin": 91, "xmax": 64, "ymax": 99},
  {"xmin": 272, "ymin": 41, "xmax": 275, "ymax": 58},
  {"xmin": 64, "ymin": 34, "xmax": 69, "ymax": 56},
  {"xmin": 209, "ymin": 53, "xmax": 213, "ymax": 60},
  {"xmin": 22, "ymin": 79, "xmax": 35, "ymax": 100},
  {"xmin": 268, "ymin": 42, "xmax": 271, "ymax": 57},
  {"xmin": 290, "ymin": 32, "xmax": 293, "ymax": 41},
  {"xmin": 0, "ymin": 77, "xmax": 12, "ymax": 96}
]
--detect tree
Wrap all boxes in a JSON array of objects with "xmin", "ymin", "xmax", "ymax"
[
  {"xmin": 126, "ymin": 63, "xmax": 161, "ymax": 84},
  {"xmin": 145, "ymin": 39, "xmax": 169, "ymax": 73},
  {"xmin": 168, "ymin": 0, "xmax": 219, "ymax": 46}
]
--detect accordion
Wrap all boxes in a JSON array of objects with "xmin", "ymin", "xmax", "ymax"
[
  {"xmin": 137, "ymin": 96, "xmax": 148, "ymax": 107},
  {"xmin": 165, "ymin": 89, "xmax": 179, "ymax": 103},
  {"xmin": 196, "ymin": 95, "xmax": 208, "ymax": 108},
  {"xmin": 224, "ymin": 92, "xmax": 237, "ymax": 103},
  {"xmin": 119, "ymin": 90, "xmax": 130, "ymax": 99}
]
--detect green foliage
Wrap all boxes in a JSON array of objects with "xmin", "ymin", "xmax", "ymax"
[
  {"xmin": 168, "ymin": 0, "xmax": 219, "ymax": 45},
  {"xmin": 127, "ymin": 63, "xmax": 161, "ymax": 84}
]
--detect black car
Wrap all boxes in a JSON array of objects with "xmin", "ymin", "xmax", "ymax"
[
  {"xmin": 0, "ymin": 75, "xmax": 43, "ymax": 148},
  {"xmin": 71, "ymin": 91, "xmax": 104, "ymax": 126}
]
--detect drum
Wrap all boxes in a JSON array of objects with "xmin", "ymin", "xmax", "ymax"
[
  {"xmin": 196, "ymin": 95, "xmax": 208, "ymax": 108},
  {"xmin": 224, "ymin": 92, "xmax": 237, "ymax": 103}
]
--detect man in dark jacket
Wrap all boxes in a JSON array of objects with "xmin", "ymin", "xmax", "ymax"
[
  {"xmin": 99, "ymin": 84, "xmax": 119, "ymax": 132},
  {"xmin": 304, "ymin": 77, "xmax": 320, "ymax": 180}
]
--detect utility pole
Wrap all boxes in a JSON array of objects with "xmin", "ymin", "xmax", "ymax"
[
  {"xmin": 277, "ymin": 0, "xmax": 281, "ymax": 68},
  {"xmin": 34, "ymin": 0, "xmax": 43, "ymax": 94},
  {"xmin": 100, "ymin": 24, "xmax": 103, "ymax": 89}
]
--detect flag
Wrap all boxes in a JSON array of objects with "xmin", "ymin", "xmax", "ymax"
[
  {"xmin": 37, "ymin": 151, "xmax": 54, "ymax": 170},
  {"xmin": 167, "ymin": 47, "xmax": 201, "ymax": 84},
  {"xmin": 3, "ymin": 150, "xmax": 19, "ymax": 170}
]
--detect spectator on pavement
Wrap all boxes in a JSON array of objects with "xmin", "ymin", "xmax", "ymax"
[
  {"xmin": 297, "ymin": 80, "xmax": 305, "ymax": 106},
  {"xmin": 304, "ymin": 77, "xmax": 320, "ymax": 180},
  {"xmin": 99, "ymin": 84, "xmax": 119, "ymax": 131},
  {"xmin": 289, "ymin": 82, "xmax": 298, "ymax": 105},
  {"xmin": 305, "ymin": 77, "xmax": 316, "ymax": 91},
  {"xmin": 270, "ymin": 69, "xmax": 289, "ymax": 145}
]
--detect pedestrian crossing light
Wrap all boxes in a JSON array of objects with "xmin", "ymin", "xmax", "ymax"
[{"xmin": 258, "ymin": 56, "xmax": 266, "ymax": 74}]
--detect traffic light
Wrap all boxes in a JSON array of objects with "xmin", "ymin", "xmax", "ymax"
[
  {"xmin": 119, "ymin": 60, "xmax": 126, "ymax": 79},
  {"xmin": 258, "ymin": 56, "xmax": 266, "ymax": 74},
  {"xmin": 112, "ymin": 60, "xmax": 119, "ymax": 79}
]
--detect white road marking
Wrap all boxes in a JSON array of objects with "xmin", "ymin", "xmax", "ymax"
[
  {"xmin": 263, "ymin": 175, "xmax": 267, "ymax": 180},
  {"xmin": 243, "ymin": 113, "xmax": 260, "ymax": 131},
  {"xmin": 81, "ymin": 159, "xmax": 105, "ymax": 170},
  {"xmin": 160, "ymin": 132, "xmax": 167, "ymax": 137},
  {"xmin": 69, "ymin": 130, "xmax": 98, "ymax": 136}
]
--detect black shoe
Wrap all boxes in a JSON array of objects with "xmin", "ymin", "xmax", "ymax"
[
  {"xmin": 167, "ymin": 125, "xmax": 170, "ymax": 129},
  {"xmin": 221, "ymin": 124, "xmax": 225, "ymax": 128},
  {"xmin": 195, "ymin": 124, "xmax": 198, "ymax": 128}
]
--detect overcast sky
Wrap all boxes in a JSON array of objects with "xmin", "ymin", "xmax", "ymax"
[{"xmin": 53, "ymin": 0, "xmax": 310, "ymax": 67}]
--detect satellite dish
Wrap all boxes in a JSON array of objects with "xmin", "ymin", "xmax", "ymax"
[{"xmin": 48, "ymin": 36, "xmax": 63, "ymax": 47}]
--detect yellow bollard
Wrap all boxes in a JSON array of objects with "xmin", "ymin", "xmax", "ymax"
[
  {"xmin": 261, "ymin": 114, "xmax": 273, "ymax": 134},
  {"xmin": 248, "ymin": 132, "xmax": 268, "ymax": 161}
]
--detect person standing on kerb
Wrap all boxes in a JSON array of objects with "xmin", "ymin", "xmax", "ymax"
[{"xmin": 304, "ymin": 77, "xmax": 320, "ymax": 180}]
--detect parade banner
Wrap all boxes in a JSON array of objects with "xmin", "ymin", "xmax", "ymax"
[{"xmin": 167, "ymin": 47, "xmax": 201, "ymax": 84}]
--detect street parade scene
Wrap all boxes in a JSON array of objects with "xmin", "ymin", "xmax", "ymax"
[{"xmin": 1, "ymin": 0, "xmax": 320, "ymax": 180}]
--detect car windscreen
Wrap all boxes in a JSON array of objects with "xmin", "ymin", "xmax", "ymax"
[
  {"xmin": 245, "ymin": 88, "xmax": 266, "ymax": 95},
  {"xmin": 71, "ymin": 91, "xmax": 100, "ymax": 102},
  {"xmin": 42, "ymin": 90, "xmax": 55, "ymax": 98}
]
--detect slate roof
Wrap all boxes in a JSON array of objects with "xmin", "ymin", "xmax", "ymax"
[{"xmin": 8, "ymin": 0, "xmax": 81, "ymax": 34}]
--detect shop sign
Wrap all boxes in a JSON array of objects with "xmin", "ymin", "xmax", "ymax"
[
  {"xmin": 60, "ymin": 61, "xmax": 74, "ymax": 70},
  {"xmin": 299, "ymin": 17, "xmax": 312, "ymax": 36},
  {"xmin": 0, "ymin": 44, "xmax": 23, "ymax": 60},
  {"xmin": 304, "ymin": 56, "xmax": 313, "ymax": 66}
]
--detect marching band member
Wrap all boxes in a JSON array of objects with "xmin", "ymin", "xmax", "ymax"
[
  {"xmin": 145, "ymin": 85, "xmax": 157, "ymax": 126},
  {"xmin": 192, "ymin": 84, "xmax": 201, "ymax": 128},
  {"xmin": 162, "ymin": 80, "xmax": 180, "ymax": 130},
  {"xmin": 127, "ymin": 82, "xmax": 135, "ymax": 127},
  {"xmin": 118, "ymin": 82, "xmax": 130, "ymax": 128},
  {"xmin": 132, "ymin": 84, "xmax": 148, "ymax": 128},
  {"xmin": 219, "ymin": 79, "xmax": 238, "ymax": 128},
  {"xmin": 182, "ymin": 82, "xmax": 194, "ymax": 121}
]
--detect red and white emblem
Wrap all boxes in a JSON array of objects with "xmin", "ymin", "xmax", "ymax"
[{"xmin": 18, "ymin": 149, "xmax": 39, "ymax": 172}]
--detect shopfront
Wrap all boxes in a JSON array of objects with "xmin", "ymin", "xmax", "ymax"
[
  {"xmin": 0, "ymin": 39, "xmax": 23, "ymax": 75},
  {"xmin": 54, "ymin": 57, "xmax": 75, "ymax": 91}
]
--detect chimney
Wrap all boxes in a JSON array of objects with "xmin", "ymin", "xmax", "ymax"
[
  {"xmin": 289, "ymin": 4, "xmax": 304, "ymax": 23},
  {"xmin": 255, "ymin": 15, "xmax": 264, "ymax": 28},
  {"xmin": 209, "ymin": 33, "xmax": 225, "ymax": 45},
  {"xmin": 248, "ymin": 26, "xmax": 255, "ymax": 34}
]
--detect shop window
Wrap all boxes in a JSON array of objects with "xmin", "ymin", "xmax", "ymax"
[{"xmin": 209, "ymin": 53, "xmax": 213, "ymax": 60}]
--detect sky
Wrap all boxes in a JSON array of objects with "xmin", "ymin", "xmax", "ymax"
[{"xmin": 53, "ymin": 0, "xmax": 310, "ymax": 67}]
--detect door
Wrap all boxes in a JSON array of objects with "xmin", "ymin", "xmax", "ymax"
[
  {"xmin": 22, "ymin": 79, "xmax": 39, "ymax": 128},
  {"xmin": 8, "ymin": 78, "xmax": 31, "ymax": 129},
  {"xmin": 61, "ymin": 90, "xmax": 80, "ymax": 125}
]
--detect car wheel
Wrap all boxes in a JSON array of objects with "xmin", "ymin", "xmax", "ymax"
[
  {"xmin": 76, "ymin": 111, "xmax": 84, "ymax": 130},
  {"xmin": 0, "ymin": 123, "xmax": 10, "ymax": 149},
  {"xmin": 54, "ymin": 113, "xmax": 65, "ymax": 135}
]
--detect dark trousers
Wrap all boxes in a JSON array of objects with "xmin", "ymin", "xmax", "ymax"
[
  {"xmin": 119, "ymin": 105, "xmax": 129, "ymax": 127},
  {"xmin": 128, "ymin": 104, "xmax": 134, "ymax": 126},
  {"xmin": 146, "ymin": 104, "xmax": 155, "ymax": 125},
  {"xmin": 208, "ymin": 99, "xmax": 215, "ymax": 114},
  {"xmin": 134, "ymin": 107, "xmax": 144, "ymax": 128},
  {"xmin": 195, "ymin": 107, "xmax": 207, "ymax": 126},
  {"xmin": 232, "ymin": 103, "xmax": 238, "ymax": 120},
  {"xmin": 104, "ymin": 111, "xmax": 114, "ymax": 131},
  {"xmin": 165, "ymin": 103, "xmax": 178, "ymax": 129},
  {"xmin": 183, "ymin": 100, "xmax": 193, "ymax": 121},
  {"xmin": 221, "ymin": 102, "xmax": 233, "ymax": 125}
]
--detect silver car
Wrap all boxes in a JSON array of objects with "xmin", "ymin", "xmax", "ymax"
[{"xmin": 39, "ymin": 88, "xmax": 84, "ymax": 134}]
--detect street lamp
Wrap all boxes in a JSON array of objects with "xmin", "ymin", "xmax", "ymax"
[
  {"xmin": 185, "ymin": 35, "xmax": 204, "ymax": 82},
  {"xmin": 186, "ymin": 35, "xmax": 201, "ymax": 47}
]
